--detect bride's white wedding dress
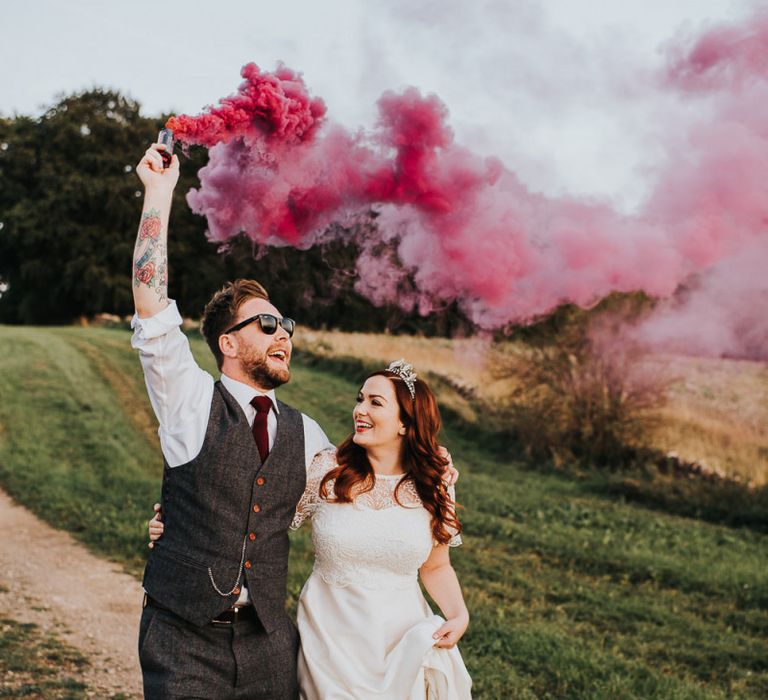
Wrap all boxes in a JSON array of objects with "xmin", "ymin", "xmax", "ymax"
[{"xmin": 292, "ymin": 448, "xmax": 473, "ymax": 699}]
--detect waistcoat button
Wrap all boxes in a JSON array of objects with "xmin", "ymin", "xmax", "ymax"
[
  {"xmin": 244, "ymin": 560, "xmax": 252, "ymax": 569},
  {"xmin": 249, "ymin": 532, "xmax": 256, "ymax": 541},
  {"xmin": 252, "ymin": 504, "xmax": 261, "ymax": 513},
  {"xmin": 256, "ymin": 477, "xmax": 265, "ymax": 486}
]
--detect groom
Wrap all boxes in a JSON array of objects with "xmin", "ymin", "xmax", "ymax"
[{"xmin": 132, "ymin": 142, "xmax": 332, "ymax": 698}]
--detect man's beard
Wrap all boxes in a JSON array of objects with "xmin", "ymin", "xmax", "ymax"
[{"xmin": 240, "ymin": 343, "xmax": 290, "ymax": 390}]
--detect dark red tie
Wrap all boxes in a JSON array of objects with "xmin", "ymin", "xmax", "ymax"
[{"xmin": 250, "ymin": 396, "xmax": 272, "ymax": 463}]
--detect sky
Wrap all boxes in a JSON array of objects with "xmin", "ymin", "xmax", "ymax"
[{"xmin": 0, "ymin": 0, "xmax": 753, "ymax": 210}]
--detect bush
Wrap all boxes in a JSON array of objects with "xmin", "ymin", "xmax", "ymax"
[{"xmin": 498, "ymin": 311, "xmax": 667, "ymax": 467}]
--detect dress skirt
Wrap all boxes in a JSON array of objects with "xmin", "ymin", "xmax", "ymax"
[{"xmin": 297, "ymin": 571, "xmax": 472, "ymax": 699}]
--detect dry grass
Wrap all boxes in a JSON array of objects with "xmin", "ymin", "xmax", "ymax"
[
  {"xmin": 296, "ymin": 329, "xmax": 517, "ymax": 400},
  {"xmin": 295, "ymin": 329, "xmax": 521, "ymax": 423},
  {"xmin": 295, "ymin": 329, "xmax": 768, "ymax": 484},
  {"xmin": 644, "ymin": 355, "xmax": 768, "ymax": 485}
]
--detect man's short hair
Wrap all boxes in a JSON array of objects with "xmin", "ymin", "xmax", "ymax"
[{"xmin": 201, "ymin": 279, "xmax": 270, "ymax": 369}]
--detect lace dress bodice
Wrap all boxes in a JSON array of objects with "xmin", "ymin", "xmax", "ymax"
[{"xmin": 292, "ymin": 449, "xmax": 461, "ymax": 589}]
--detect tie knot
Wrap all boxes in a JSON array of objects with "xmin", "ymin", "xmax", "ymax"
[{"xmin": 250, "ymin": 396, "xmax": 273, "ymax": 415}]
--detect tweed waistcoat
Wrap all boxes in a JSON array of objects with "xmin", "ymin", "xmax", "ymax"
[{"xmin": 142, "ymin": 381, "xmax": 306, "ymax": 630}]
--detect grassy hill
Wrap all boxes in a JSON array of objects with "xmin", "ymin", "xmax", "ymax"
[{"xmin": 0, "ymin": 325, "xmax": 766, "ymax": 699}]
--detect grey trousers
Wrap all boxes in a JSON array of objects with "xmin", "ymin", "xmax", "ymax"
[{"xmin": 139, "ymin": 604, "xmax": 299, "ymax": 699}]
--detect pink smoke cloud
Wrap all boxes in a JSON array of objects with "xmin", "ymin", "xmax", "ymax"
[
  {"xmin": 632, "ymin": 9, "xmax": 768, "ymax": 359},
  {"xmin": 665, "ymin": 10, "xmax": 768, "ymax": 94},
  {"xmin": 170, "ymin": 10, "xmax": 768, "ymax": 358},
  {"xmin": 634, "ymin": 243, "xmax": 768, "ymax": 360},
  {"xmin": 166, "ymin": 63, "xmax": 326, "ymax": 147}
]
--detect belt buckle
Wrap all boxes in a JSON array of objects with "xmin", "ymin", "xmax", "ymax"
[
  {"xmin": 211, "ymin": 609, "xmax": 234, "ymax": 625},
  {"xmin": 211, "ymin": 605, "xmax": 247, "ymax": 625}
]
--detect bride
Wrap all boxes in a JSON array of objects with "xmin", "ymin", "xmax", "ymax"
[{"xmin": 151, "ymin": 360, "xmax": 472, "ymax": 699}]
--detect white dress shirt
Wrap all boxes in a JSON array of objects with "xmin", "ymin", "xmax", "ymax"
[
  {"xmin": 131, "ymin": 300, "xmax": 334, "ymax": 605},
  {"xmin": 131, "ymin": 300, "xmax": 333, "ymax": 468}
]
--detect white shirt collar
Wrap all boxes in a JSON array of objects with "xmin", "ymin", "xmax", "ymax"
[{"xmin": 220, "ymin": 374, "xmax": 280, "ymax": 414}]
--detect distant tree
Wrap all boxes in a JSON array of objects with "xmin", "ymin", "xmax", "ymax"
[
  {"xmin": 0, "ymin": 90, "xmax": 152, "ymax": 321},
  {"xmin": 0, "ymin": 90, "xmax": 473, "ymax": 336}
]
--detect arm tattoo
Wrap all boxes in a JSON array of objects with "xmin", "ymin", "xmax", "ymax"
[{"xmin": 133, "ymin": 209, "xmax": 168, "ymax": 302}]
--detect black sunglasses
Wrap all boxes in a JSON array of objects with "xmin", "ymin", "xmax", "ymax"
[{"xmin": 223, "ymin": 314, "xmax": 296, "ymax": 337}]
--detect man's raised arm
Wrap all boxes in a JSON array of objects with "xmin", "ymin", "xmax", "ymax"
[{"xmin": 133, "ymin": 143, "xmax": 179, "ymax": 319}]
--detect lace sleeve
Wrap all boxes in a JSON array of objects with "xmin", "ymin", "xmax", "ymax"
[
  {"xmin": 290, "ymin": 448, "xmax": 337, "ymax": 530},
  {"xmin": 446, "ymin": 484, "xmax": 462, "ymax": 547}
]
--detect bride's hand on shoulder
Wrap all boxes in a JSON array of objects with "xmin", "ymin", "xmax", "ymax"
[
  {"xmin": 147, "ymin": 502, "xmax": 164, "ymax": 548},
  {"xmin": 432, "ymin": 610, "xmax": 469, "ymax": 649},
  {"xmin": 438, "ymin": 446, "xmax": 459, "ymax": 486}
]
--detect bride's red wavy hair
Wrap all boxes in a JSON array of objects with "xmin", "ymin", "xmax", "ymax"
[{"xmin": 320, "ymin": 370, "xmax": 461, "ymax": 545}]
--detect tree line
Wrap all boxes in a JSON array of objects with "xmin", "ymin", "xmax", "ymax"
[{"xmin": 0, "ymin": 89, "xmax": 471, "ymax": 335}]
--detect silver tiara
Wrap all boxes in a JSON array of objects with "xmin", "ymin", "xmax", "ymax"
[{"xmin": 386, "ymin": 359, "xmax": 418, "ymax": 399}]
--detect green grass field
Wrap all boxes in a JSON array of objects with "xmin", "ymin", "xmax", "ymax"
[{"xmin": 0, "ymin": 326, "xmax": 766, "ymax": 699}]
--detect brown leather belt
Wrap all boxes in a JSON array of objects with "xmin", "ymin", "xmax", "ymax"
[{"xmin": 144, "ymin": 594, "xmax": 256, "ymax": 625}]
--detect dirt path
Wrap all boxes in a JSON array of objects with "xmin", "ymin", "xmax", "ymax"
[{"xmin": 0, "ymin": 488, "xmax": 143, "ymax": 698}]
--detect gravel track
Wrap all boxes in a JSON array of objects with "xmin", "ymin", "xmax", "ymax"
[{"xmin": 0, "ymin": 488, "xmax": 143, "ymax": 698}]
